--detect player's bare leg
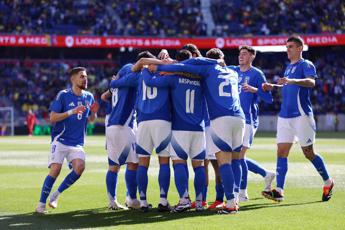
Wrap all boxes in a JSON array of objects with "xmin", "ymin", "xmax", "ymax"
[
  {"xmin": 301, "ymin": 144, "xmax": 334, "ymax": 201},
  {"xmin": 36, "ymin": 163, "xmax": 62, "ymax": 214},
  {"xmin": 49, "ymin": 159, "xmax": 85, "ymax": 209}
]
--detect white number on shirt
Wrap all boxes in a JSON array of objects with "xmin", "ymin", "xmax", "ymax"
[
  {"xmin": 185, "ymin": 89, "xmax": 195, "ymax": 114},
  {"xmin": 219, "ymin": 79, "xmax": 232, "ymax": 97},
  {"xmin": 111, "ymin": 88, "xmax": 119, "ymax": 108},
  {"xmin": 142, "ymin": 81, "xmax": 157, "ymax": 100}
]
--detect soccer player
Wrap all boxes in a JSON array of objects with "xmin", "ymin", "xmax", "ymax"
[
  {"xmin": 228, "ymin": 46, "xmax": 275, "ymax": 202},
  {"xmin": 182, "ymin": 43, "xmax": 222, "ymax": 210},
  {"xmin": 36, "ymin": 67, "xmax": 99, "ymax": 214},
  {"xmin": 112, "ymin": 51, "xmax": 172, "ymax": 212},
  {"xmin": 262, "ymin": 36, "xmax": 334, "ymax": 202},
  {"xmin": 142, "ymin": 49, "xmax": 207, "ymax": 212},
  {"xmin": 150, "ymin": 48, "xmax": 245, "ymax": 214},
  {"xmin": 101, "ymin": 64, "xmax": 139, "ymax": 210}
]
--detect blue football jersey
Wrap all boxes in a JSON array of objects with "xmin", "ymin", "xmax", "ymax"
[
  {"xmin": 136, "ymin": 69, "xmax": 171, "ymax": 123},
  {"xmin": 143, "ymin": 69, "xmax": 204, "ymax": 131},
  {"xmin": 157, "ymin": 58, "xmax": 244, "ymax": 120},
  {"xmin": 229, "ymin": 66, "xmax": 273, "ymax": 128},
  {"xmin": 108, "ymin": 64, "xmax": 137, "ymax": 128},
  {"xmin": 279, "ymin": 59, "xmax": 317, "ymax": 118},
  {"xmin": 50, "ymin": 88, "xmax": 94, "ymax": 147}
]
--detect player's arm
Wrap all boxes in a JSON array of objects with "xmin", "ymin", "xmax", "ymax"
[
  {"xmin": 254, "ymin": 72, "xmax": 273, "ymax": 103},
  {"xmin": 50, "ymin": 105, "xmax": 86, "ymax": 123},
  {"xmin": 143, "ymin": 68, "xmax": 172, "ymax": 88},
  {"xmin": 88, "ymin": 101, "xmax": 99, "ymax": 122},
  {"xmin": 155, "ymin": 63, "xmax": 208, "ymax": 78},
  {"xmin": 101, "ymin": 90, "xmax": 111, "ymax": 101},
  {"xmin": 110, "ymin": 72, "xmax": 138, "ymax": 88},
  {"xmin": 277, "ymin": 77, "xmax": 315, "ymax": 88},
  {"xmin": 132, "ymin": 58, "xmax": 174, "ymax": 72}
]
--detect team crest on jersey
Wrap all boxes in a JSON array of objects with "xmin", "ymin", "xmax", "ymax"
[
  {"xmin": 238, "ymin": 76, "xmax": 242, "ymax": 82},
  {"xmin": 291, "ymin": 66, "xmax": 296, "ymax": 73}
]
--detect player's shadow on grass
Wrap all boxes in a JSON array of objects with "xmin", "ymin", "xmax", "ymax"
[
  {"xmin": 240, "ymin": 199, "xmax": 322, "ymax": 211},
  {"xmin": 0, "ymin": 207, "xmax": 217, "ymax": 230}
]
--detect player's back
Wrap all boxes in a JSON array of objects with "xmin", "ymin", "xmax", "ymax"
[
  {"xmin": 202, "ymin": 64, "xmax": 244, "ymax": 120},
  {"xmin": 50, "ymin": 89, "xmax": 94, "ymax": 147},
  {"xmin": 108, "ymin": 64, "xmax": 137, "ymax": 128},
  {"xmin": 170, "ymin": 75, "xmax": 204, "ymax": 131},
  {"xmin": 280, "ymin": 59, "xmax": 317, "ymax": 118},
  {"xmin": 136, "ymin": 69, "xmax": 171, "ymax": 123}
]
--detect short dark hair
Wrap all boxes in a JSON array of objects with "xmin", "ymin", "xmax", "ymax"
[
  {"xmin": 206, "ymin": 48, "xmax": 224, "ymax": 59},
  {"xmin": 182, "ymin": 43, "xmax": 202, "ymax": 57},
  {"xmin": 136, "ymin": 51, "xmax": 156, "ymax": 61},
  {"xmin": 239, "ymin": 45, "xmax": 256, "ymax": 56},
  {"xmin": 175, "ymin": 49, "xmax": 192, "ymax": 62},
  {"xmin": 287, "ymin": 36, "xmax": 304, "ymax": 47},
  {"xmin": 69, "ymin": 67, "xmax": 86, "ymax": 77}
]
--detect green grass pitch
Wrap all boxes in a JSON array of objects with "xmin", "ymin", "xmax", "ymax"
[{"xmin": 0, "ymin": 134, "xmax": 344, "ymax": 229}]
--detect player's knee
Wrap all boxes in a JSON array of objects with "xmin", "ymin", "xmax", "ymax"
[
  {"xmin": 127, "ymin": 162, "xmax": 138, "ymax": 170},
  {"xmin": 302, "ymin": 146, "xmax": 315, "ymax": 161},
  {"xmin": 277, "ymin": 148, "xmax": 289, "ymax": 157},
  {"xmin": 158, "ymin": 156, "xmax": 170, "ymax": 165},
  {"xmin": 108, "ymin": 165, "xmax": 120, "ymax": 172},
  {"xmin": 74, "ymin": 163, "xmax": 85, "ymax": 175},
  {"xmin": 192, "ymin": 160, "xmax": 203, "ymax": 168}
]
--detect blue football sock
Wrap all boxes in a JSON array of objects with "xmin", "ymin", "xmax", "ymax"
[
  {"xmin": 174, "ymin": 163, "xmax": 188, "ymax": 198},
  {"xmin": 58, "ymin": 170, "xmax": 80, "ymax": 193},
  {"xmin": 137, "ymin": 165, "xmax": 148, "ymax": 201},
  {"xmin": 231, "ymin": 159, "xmax": 242, "ymax": 193},
  {"xmin": 215, "ymin": 183, "xmax": 224, "ymax": 202},
  {"xmin": 193, "ymin": 166, "xmax": 206, "ymax": 202},
  {"xmin": 125, "ymin": 167, "xmax": 138, "ymax": 200},
  {"xmin": 203, "ymin": 185, "xmax": 208, "ymax": 202},
  {"xmin": 276, "ymin": 157, "xmax": 288, "ymax": 189},
  {"xmin": 246, "ymin": 158, "xmax": 267, "ymax": 177},
  {"xmin": 39, "ymin": 175, "xmax": 56, "ymax": 203},
  {"xmin": 240, "ymin": 158, "xmax": 248, "ymax": 190},
  {"xmin": 219, "ymin": 164, "xmax": 235, "ymax": 200},
  {"xmin": 311, "ymin": 154, "xmax": 330, "ymax": 181},
  {"xmin": 184, "ymin": 163, "xmax": 189, "ymax": 191},
  {"xmin": 106, "ymin": 170, "xmax": 118, "ymax": 201},
  {"xmin": 159, "ymin": 163, "xmax": 170, "ymax": 199}
]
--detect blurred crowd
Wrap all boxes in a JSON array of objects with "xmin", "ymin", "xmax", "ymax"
[
  {"xmin": 0, "ymin": 0, "xmax": 206, "ymax": 37},
  {"xmin": 1, "ymin": 50, "xmax": 344, "ymax": 121},
  {"xmin": 211, "ymin": 0, "xmax": 344, "ymax": 36},
  {"xmin": 0, "ymin": 0, "xmax": 343, "ymax": 36}
]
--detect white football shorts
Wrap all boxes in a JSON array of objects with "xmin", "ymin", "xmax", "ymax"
[
  {"xmin": 243, "ymin": 124, "xmax": 258, "ymax": 148},
  {"xmin": 48, "ymin": 140, "xmax": 85, "ymax": 168},
  {"xmin": 136, "ymin": 120, "xmax": 171, "ymax": 157},
  {"xmin": 106, "ymin": 125, "xmax": 138, "ymax": 165},
  {"xmin": 210, "ymin": 116, "xmax": 245, "ymax": 153},
  {"xmin": 170, "ymin": 130, "xmax": 206, "ymax": 161},
  {"xmin": 277, "ymin": 115, "xmax": 316, "ymax": 147}
]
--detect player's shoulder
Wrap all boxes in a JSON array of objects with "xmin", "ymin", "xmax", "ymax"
[
  {"xmin": 82, "ymin": 90, "xmax": 94, "ymax": 99},
  {"xmin": 118, "ymin": 63, "xmax": 134, "ymax": 78},
  {"xmin": 227, "ymin": 65, "xmax": 239, "ymax": 71},
  {"xmin": 300, "ymin": 59, "xmax": 316, "ymax": 68},
  {"xmin": 55, "ymin": 89, "xmax": 70, "ymax": 100},
  {"xmin": 251, "ymin": 66, "xmax": 265, "ymax": 76}
]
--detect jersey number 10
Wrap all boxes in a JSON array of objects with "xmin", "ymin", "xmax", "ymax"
[{"xmin": 142, "ymin": 81, "xmax": 157, "ymax": 100}]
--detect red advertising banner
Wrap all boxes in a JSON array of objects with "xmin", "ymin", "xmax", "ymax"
[{"xmin": 0, "ymin": 34, "xmax": 344, "ymax": 49}]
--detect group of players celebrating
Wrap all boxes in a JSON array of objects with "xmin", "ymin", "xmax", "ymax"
[{"xmin": 36, "ymin": 35, "xmax": 334, "ymax": 215}]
